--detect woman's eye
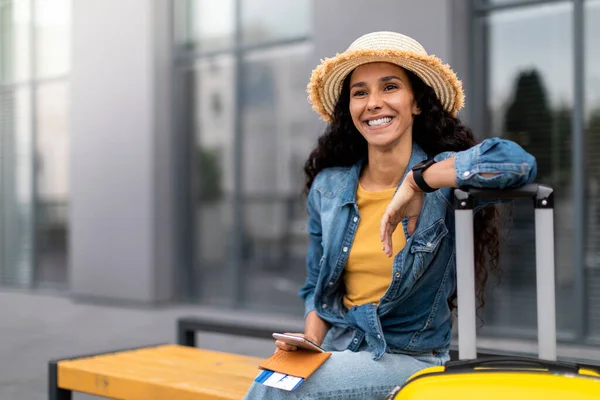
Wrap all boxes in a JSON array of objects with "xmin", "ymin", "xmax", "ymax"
[
  {"xmin": 352, "ymin": 90, "xmax": 367, "ymax": 97},
  {"xmin": 384, "ymin": 84, "xmax": 398, "ymax": 91}
]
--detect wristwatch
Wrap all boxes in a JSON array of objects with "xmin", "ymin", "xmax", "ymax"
[{"xmin": 411, "ymin": 159, "xmax": 438, "ymax": 192}]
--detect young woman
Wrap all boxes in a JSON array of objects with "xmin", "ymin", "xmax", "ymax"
[{"xmin": 244, "ymin": 31, "xmax": 536, "ymax": 400}]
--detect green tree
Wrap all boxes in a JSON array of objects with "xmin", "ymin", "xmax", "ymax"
[
  {"xmin": 552, "ymin": 106, "xmax": 572, "ymax": 188},
  {"xmin": 504, "ymin": 70, "xmax": 553, "ymax": 181},
  {"xmin": 588, "ymin": 109, "xmax": 600, "ymax": 184},
  {"xmin": 197, "ymin": 147, "xmax": 222, "ymax": 204}
]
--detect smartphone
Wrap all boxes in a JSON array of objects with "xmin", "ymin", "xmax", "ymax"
[{"xmin": 272, "ymin": 333, "xmax": 325, "ymax": 352}]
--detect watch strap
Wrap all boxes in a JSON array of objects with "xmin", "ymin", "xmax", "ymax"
[{"xmin": 412, "ymin": 159, "xmax": 437, "ymax": 193}]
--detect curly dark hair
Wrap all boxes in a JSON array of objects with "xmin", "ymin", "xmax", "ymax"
[{"xmin": 303, "ymin": 68, "xmax": 501, "ymax": 316}]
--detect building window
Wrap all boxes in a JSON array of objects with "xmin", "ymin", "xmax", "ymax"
[
  {"xmin": 240, "ymin": 0, "xmax": 311, "ymax": 46},
  {"xmin": 585, "ymin": 0, "xmax": 600, "ymax": 340},
  {"xmin": 174, "ymin": 0, "xmax": 314, "ymax": 314},
  {"xmin": 473, "ymin": 0, "xmax": 600, "ymax": 356},
  {"xmin": 0, "ymin": 0, "xmax": 70, "ymax": 289}
]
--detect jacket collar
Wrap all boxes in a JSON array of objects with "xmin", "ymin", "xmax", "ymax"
[{"xmin": 339, "ymin": 141, "xmax": 429, "ymax": 206}]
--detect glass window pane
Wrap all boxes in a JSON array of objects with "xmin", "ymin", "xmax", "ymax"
[
  {"xmin": 175, "ymin": 0, "xmax": 235, "ymax": 52},
  {"xmin": 189, "ymin": 55, "xmax": 237, "ymax": 306},
  {"xmin": 35, "ymin": 80, "xmax": 69, "ymax": 287},
  {"xmin": 0, "ymin": 0, "xmax": 32, "ymax": 83},
  {"xmin": 585, "ymin": 0, "xmax": 600, "ymax": 340},
  {"xmin": 35, "ymin": 0, "xmax": 70, "ymax": 78},
  {"xmin": 240, "ymin": 43, "xmax": 314, "ymax": 314},
  {"xmin": 172, "ymin": 0, "xmax": 189, "ymax": 47},
  {"xmin": 241, "ymin": 0, "xmax": 311, "ymax": 46},
  {"xmin": 484, "ymin": 1, "xmax": 530, "ymax": 5},
  {"xmin": 482, "ymin": 3, "xmax": 574, "ymax": 337},
  {"xmin": 0, "ymin": 86, "xmax": 35, "ymax": 287}
]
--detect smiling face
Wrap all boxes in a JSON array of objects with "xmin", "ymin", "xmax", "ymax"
[{"xmin": 348, "ymin": 62, "xmax": 420, "ymax": 150}]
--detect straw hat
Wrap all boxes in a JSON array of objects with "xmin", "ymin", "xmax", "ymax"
[{"xmin": 307, "ymin": 31, "xmax": 465, "ymax": 122}]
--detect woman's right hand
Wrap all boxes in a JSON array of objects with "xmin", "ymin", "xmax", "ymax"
[
  {"xmin": 274, "ymin": 333, "xmax": 321, "ymax": 352},
  {"xmin": 275, "ymin": 311, "xmax": 328, "ymax": 352}
]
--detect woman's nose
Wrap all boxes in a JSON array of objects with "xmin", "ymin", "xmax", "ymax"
[{"xmin": 366, "ymin": 93, "xmax": 383, "ymax": 111}]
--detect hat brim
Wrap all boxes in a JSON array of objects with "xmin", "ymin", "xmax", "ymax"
[{"xmin": 307, "ymin": 49, "xmax": 465, "ymax": 122}]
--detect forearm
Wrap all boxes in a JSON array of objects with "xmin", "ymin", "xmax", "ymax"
[
  {"xmin": 419, "ymin": 156, "xmax": 496, "ymax": 190},
  {"xmin": 421, "ymin": 157, "xmax": 458, "ymax": 189},
  {"xmin": 304, "ymin": 310, "xmax": 330, "ymax": 345}
]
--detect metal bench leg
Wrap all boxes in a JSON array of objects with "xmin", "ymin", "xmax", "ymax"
[
  {"xmin": 49, "ymin": 361, "xmax": 72, "ymax": 400},
  {"xmin": 177, "ymin": 318, "xmax": 196, "ymax": 347}
]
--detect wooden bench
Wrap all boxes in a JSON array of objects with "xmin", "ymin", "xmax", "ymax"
[
  {"xmin": 49, "ymin": 315, "xmax": 303, "ymax": 399},
  {"xmin": 50, "ymin": 344, "xmax": 264, "ymax": 400},
  {"xmin": 49, "ymin": 315, "xmax": 600, "ymax": 399}
]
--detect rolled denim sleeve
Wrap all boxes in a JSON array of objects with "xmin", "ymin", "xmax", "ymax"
[
  {"xmin": 298, "ymin": 185, "xmax": 323, "ymax": 318},
  {"xmin": 437, "ymin": 137, "xmax": 537, "ymax": 189}
]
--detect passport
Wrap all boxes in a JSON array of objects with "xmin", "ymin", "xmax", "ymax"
[{"xmin": 255, "ymin": 349, "xmax": 332, "ymax": 390}]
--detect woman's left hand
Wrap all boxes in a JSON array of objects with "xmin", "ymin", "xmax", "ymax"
[{"xmin": 380, "ymin": 171, "xmax": 424, "ymax": 257}]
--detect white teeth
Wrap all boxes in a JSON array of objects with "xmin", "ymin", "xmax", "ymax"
[{"xmin": 367, "ymin": 117, "xmax": 392, "ymax": 126}]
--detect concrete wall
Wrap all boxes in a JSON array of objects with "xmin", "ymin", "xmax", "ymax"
[
  {"xmin": 69, "ymin": 0, "xmax": 175, "ymax": 303},
  {"xmin": 449, "ymin": 0, "xmax": 473, "ymax": 124}
]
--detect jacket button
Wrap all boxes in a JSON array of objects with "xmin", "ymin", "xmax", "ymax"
[
  {"xmin": 377, "ymin": 334, "xmax": 382, "ymax": 339},
  {"xmin": 395, "ymin": 272, "xmax": 400, "ymax": 278},
  {"xmin": 426, "ymin": 242, "xmax": 432, "ymax": 247},
  {"xmin": 353, "ymin": 217, "xmax": 358, "ymax": 222},
  {"xmin": 343, "ymin": 246, "xmax": 348, "ymax": 252},
  {"xmin": 322, "ymin": 304, "xmax": 327, "ymax": 309},
  {"xmin": 353, "ymin": 338, "xmax": 359, "ymax": 344},
  {"xmin": 328, "ymin": 281, "xmax": 334, "ymax": 286},
  {"xmin": 463, "ymin": 171, "xmax": 471, "ymax": 177}
]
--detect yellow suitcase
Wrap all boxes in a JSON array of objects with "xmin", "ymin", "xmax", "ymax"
[
  {"xmin": 388, "ymin": 357, "xmax": 600, "ymax": 399},
  {"xmin": 389, "ymin": 185, "xmax": 600, "ymax": 399}
]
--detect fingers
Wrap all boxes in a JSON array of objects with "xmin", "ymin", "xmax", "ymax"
[
  {"xmin": 380, "ymin": 212, "xmax": 389, "ymax": 243},
  {"xmin": 381, "ymin": 225, "xmax": 393, "ymax": 258},
  {"xmin": 384, "ymin": 224, "xmax": 393, "ymax": 258},
  {"xmin": 380, "ymin": 212, "xmax": 393, "ymax": 258},
  {"xmin": 275, "ymin": 340, "xmax": 297, "ymax": 352},
  {"xmin": 380, "ymin": 212, "xmax": 396, "ymax": 258},
  {"xmin": 275, "ymin": 332, "xmax": 303, "ymax": 352}
]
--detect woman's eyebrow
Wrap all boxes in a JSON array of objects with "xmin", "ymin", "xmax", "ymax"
[
  {"xmin": 350, "ymin": 76, "xmax": 403, "ymax": 89},
  {"xmin": 350, "ymin": 81, "xmax": 366, "ymax": 89},
  {"xmin": 380, "ymin": 76, "xmax": 402, "ymax": 82}
]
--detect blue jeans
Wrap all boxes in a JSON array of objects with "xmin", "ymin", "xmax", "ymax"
[{"xmin": 243, "ymin": 339, "xmax": 449, "ymax": 400}]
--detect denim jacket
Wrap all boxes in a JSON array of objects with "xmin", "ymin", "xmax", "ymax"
[{"xmin": 298, "ymin": 137, "xmax": 537, "ymax": 360}]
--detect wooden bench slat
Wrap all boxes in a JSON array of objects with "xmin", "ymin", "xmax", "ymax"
[
  {"xmin": 57, "ymin": 345, "xmax": 263, "ymax": 400},
  {"xmin": 62, "ymin": 346, "xmax": 262, "ymax": 379}
]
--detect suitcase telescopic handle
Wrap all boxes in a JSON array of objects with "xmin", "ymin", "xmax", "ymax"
[
  {"xmin": 445, "ymin": 356, "xmax": 578, "ymax": 374},
  {"xmin": 454, "ymin": 183, "xmax": 554, "ymax": 208},
  {"xmin": 453, "ymin": 183, "xmax": 557, "ymax": 362}
]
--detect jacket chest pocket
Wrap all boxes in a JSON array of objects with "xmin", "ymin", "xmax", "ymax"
[{"xmin": 409, "ymin": 219, "xmax": 449, "ymax": 281}]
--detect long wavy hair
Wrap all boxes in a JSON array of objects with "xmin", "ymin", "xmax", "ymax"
[{"xmin": 303, "ymin": 67, "xmax": 501, "ymax": 316}]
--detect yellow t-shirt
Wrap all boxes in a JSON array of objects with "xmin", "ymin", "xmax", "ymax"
[{"xmin": 343, "ymin": 183, "xmax": 406, "ymax": 309}]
